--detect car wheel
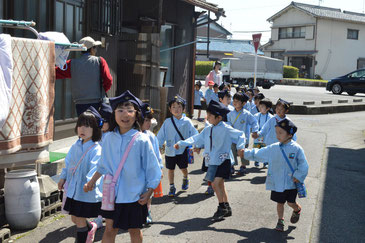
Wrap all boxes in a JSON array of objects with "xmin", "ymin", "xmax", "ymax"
[
  {"xmin": 331, "ymin": 83, "xmax": 343, "ymax": 94},
  {"xmin": 347, "ymin": 92, "xmax": 356, "ymax": 96},
  {"xmin": 262, "ymin": 85, "xmax": 271, "ymax": 89}
]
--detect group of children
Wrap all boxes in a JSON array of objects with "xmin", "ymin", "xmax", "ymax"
[
  {"xmin": 59, "ymin": 90, "xmax": 163, "ymax": 243},
  {"xmin": 58, "ymin": 85, "xmax": 309, "ymax": 243},
  {"xmin": 190, "ymin": 82, "xmax": 309, "ymax": 230}
]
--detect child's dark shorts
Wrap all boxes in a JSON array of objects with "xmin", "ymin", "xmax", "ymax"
[
  {"xmin": 165, "ymin": 149, "xmax": 188, "ymax": 170},
  {"xmin": 270, "ymin": 189, "xmax": 297, "ymax": 204},
  {"xmin": 215, "ymin": 159, "xmax": 231, "ymax": 179},
  {"xmin": 201, "ymin": 157, "xmax": 208, "ymax": 172},
  {"xmin": 205, "ymin": 159, "xmax": 231, "ymax": 182},
  {"xmin": 194, "ymin": 105, "xmax": 202, "ymax": 109}
]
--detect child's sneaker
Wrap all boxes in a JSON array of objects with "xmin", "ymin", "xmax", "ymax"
[
  {"xmin": 275, "ymin": 219, "xmax": 285, "ymax": 232},
  {"xmin": 263, "ymin": 162, "xmax": 268, "ymax": 168},
  {"xmin": 146, "ymin": 211, "xmax": 153, "ymax": 224},
  {"xmin": 212, "ymin": 206, "xmax": 228, "ymax": 221},
  {"xmin": 92, "ymin": 216, "xmax": 103, "ymax": 229},
  {"xmin": 290, "ymin": 209, "xmax": 301, "ymax": 224},
  {"xmin": 86, "ymin": 221, "xmax": 97, "ymax": 243},
  {"xmin": 254, "ymin": 162, "xmax": 259, "ymax": 167},
  {"xmin": 238, "ymin": 166, "xmax": 246, "ymax": 175},
  {"xmin": 205, "ymin": 185, "xmax": 214, "ymax": 195},
  {"xmin": 182, "ymin": 178, "xmax": 189, "ymax": 190},
  {"xmin": 224, "ymin": 203, "xmax": 232, "ymax": 217},
  {"xmin": 168, "ymin": 185, "xmax": 176, "ymax": 197}
]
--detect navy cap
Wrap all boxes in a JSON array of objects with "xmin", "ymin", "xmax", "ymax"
[
  {"xmin": 99, "ymin": 103, "xmax": 112, "ymax": 122},
  {"xmin": 275, "ymin": 118, "xmax": 297, "ymax": 135},
  {"xmin": 277, "ymin": 98, "xmax": 291, "ymax": 109},
  {"xmin": 141, "ymin": 103, "xmax": 154, "ymax": 117},
  {"xmin": 86, "ymin": 106, "xmax": 104, "ymax": 128},
  {"xmin": 169, "ymin": 95, "xmax": 186, "ymax": 106},
  {"xmin": 254, "ymin": 93, "xmax": 265, "ymax": 100},
  {"xmin": 218, "ymin": 89, "xmax": 231, "ymax": 99},
  {"xmin": 195, "ymin": 81, "xmax": 202, "ymax": 87},
  {"xmin": 207, "ymin": 100, "xmax": 230, "ymax": 117},
  {"xmin": 109, "ymin": 90, "xmax": 143, "ymax": 110}
]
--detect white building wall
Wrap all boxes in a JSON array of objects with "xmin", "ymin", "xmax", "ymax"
[
  {"xmin": 315, "ymin": 19, "xmax": 365, "ymax": 80},
  {"xmin": 265, "ymin": 8, "xmax": 316, "ymax": 55}
]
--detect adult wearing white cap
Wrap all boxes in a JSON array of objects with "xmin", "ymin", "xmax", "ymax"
[{"xmin": 56, "ymin": 36, "xmax": 113, "ymax": 116}]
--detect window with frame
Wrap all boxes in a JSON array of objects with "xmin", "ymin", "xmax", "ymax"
[
  {"xmin": 271, "ymin": 51, "xmax": 284, "ymax": 60},
  {"xmin": 279, "ymin": 26, "xmax": 305, "ymax": 39},
  {"xmin": 90, "ymin": 0, "xmax": 122, "ymax": 35},
  {"xmin": 160, "ymin": 25, "xmax": 174, "ymax": 87},
  {"xmin": 347, "ymin": 29, "xmax": 359, "ymax": 40}
]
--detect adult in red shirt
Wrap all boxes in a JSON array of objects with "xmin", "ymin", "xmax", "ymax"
[{"xmin": 56, "ymin": 36, "xmax": 113, "ymax": 116}]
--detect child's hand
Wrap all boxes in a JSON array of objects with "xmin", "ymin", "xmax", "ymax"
[
  {"xmin": 194, "ymin": 148, "xmax": 201, "ymax": 154},
  {"xmin": 251, "ymin": 133, "xmax": 258, "ymax": 139},
  {"xmin": 138, "ymin": 189, "xmax": 153, "ymax": 205},
  {"xmin": 238, "ymin": 149, "xmax": 244, "ymax": 158},
  {"xmin": 174, "ymin": 144, "xmax": 180, "ymax": 150},
  {"xmin": 293, "ymin": 178, "xmax": 300, "ymax": 183},
  {"xmin": 58, "ymin": 179, "xmax": 65, "ymax": 190},
  {"xmin": 83, "ymin": 181, "xmax": 95, "ymax": 193}
]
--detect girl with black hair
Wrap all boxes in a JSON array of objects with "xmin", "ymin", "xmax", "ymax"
[{"xmin": 58, "ymin": 108, "xmax": 103, "ymax": 243}]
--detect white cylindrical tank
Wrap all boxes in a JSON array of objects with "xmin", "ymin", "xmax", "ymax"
[{"xmin": 4, "ymin": 169, "xmax": 41, "ymax": 229}]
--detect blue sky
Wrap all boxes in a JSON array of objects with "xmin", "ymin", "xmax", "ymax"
[{"xmin": 200, "ymin": 0, "xmax": 365, "ymax": 43}]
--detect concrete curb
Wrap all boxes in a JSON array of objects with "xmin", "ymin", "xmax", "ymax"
[
  {"xmin": 288, "ymin": 103, "xmax": 365, "ymax": 114},
  {"xmin": 278, "ymin": 79, "xmax": 327, "ymax": 87}
]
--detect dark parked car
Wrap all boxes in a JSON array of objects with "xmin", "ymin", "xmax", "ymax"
[{"xmin": 326, "ymin": 69, "xmax": 365, "ymax": 95}]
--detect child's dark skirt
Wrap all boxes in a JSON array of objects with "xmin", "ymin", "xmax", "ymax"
[
  {"xmin": 101, "ymin": 201, "xmax": 148, "ymax": 230},
  {"xmin": 63, "ymin": 197, "xmax": 101, "ymax": 218}
]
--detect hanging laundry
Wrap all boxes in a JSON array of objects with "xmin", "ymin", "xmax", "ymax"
[
  {"xmin": 0, "ymin": 34, "xmax": 13, "ymax": 130},
  {"xmin": 39, "ymin": 32, "xmax": 70, "ymax": 70},
  {"xmin": 0, "ymin": 37, "xmax": 55, "ymax": 155}
]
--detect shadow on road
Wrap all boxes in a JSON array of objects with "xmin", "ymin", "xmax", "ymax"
[
  {"xmin": 152, "ymin": 192, "xmax": 213, "ymax": 206},
  {"xmin": 319, "ymin": 147, "xmax": 365, "ymax": 243},
  {"xmin": 38, "ymin": 225, "xmax": 105, "ymax": 243},
  {"xmin": 156, "ymin": 217, "xmax": 296, "ymax": 243}
]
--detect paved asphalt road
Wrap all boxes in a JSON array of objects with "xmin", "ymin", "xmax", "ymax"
[
  {"xmin": 200, "ymin": 83, "xmax": 365, "ymax": 105},
  {"xmin": 12, "ymin": 111, "xmax": 365, "ymax": 243}
]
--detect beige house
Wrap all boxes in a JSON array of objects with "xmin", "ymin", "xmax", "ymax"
[{"xmin": 262, "ymin": 2, "xmax": 365, "ymax": 80}]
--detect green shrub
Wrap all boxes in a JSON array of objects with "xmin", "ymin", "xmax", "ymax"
[
  {"xmin": 195, "ymin": 61, "xmax": 214, "ymax": 76},
  {"xmin": 283, "ymin": 65, "xmax": 299, "ymax": 78}
]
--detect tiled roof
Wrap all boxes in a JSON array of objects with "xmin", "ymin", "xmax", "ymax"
[
  {"xmin": 268, "ymin": 1, "xmax": 365, "ymax": 24},
  {"xmin": 196, "ymin": 38, "xmax": 264, "ymax": 55},
  {"xmin": 197, "ymin": 15, "xmax": 232, "ymax": 36}
]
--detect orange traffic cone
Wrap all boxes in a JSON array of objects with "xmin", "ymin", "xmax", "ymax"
[{"xmin": 153, "ymin": 181, "xmax": 163, "ymax": 198}]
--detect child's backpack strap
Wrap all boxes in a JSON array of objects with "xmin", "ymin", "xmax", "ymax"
[{"xmin": 112, "ymin": 132, "xmax": 140, "ymax": 183}]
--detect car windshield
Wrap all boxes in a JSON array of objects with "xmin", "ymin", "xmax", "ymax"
[{"xmin": 349, "ymin": 70, "xmax": 365, "ymax": 78}]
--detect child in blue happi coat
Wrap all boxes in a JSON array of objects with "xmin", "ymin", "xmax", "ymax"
[
  {"xmin": 252, "ymin": 98, "xmax": 297, "ymax": 145},
  {"xmin": 194, "ymin": 81, "xmax": 206, "ymax": 121},
  {"xmin": 58, "ymin": 107, "xmax": 103, "ymax": 243},
  {"xmin": 253, "ymin": 98, "xmax": 274, "ymax": 168},
  {"xmin": 157, "ymin": 95, "xmax": 198, "ymax": 197},
  {"xmin": 244, "ymin": 118, "xmax": 308, "ymax": 231},
  {"xmin": 141, "ymin": 103, "xmax": 163, "ymax": 224},
  {"xmin": 227, "ymin": 92, "xmax": 259, "ymax": 175},
  {"xmin": 175, "ymin": 100, "xmax": 246, "ymax": 221},
  {"xmin": 84, "ymin": 90, "xmax": 161, "ymax": 243}
]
